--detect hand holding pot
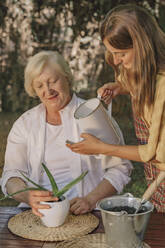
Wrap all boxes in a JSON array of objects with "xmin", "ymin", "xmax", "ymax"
[
  {"xmin": 28, "ymin": 190, "xmax": 58, "ymax": 217},
  {"xmin": 66, "ymin": 133, "xmax": 105, "ymax": 155}
]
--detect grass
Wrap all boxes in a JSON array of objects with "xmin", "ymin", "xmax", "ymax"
[{"xmin": 0, "ymin": 109, "xmax": 147, "ymax": 206}]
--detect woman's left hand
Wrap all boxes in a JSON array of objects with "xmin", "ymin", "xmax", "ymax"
[
  {"xmin": 70, "ymin": 197, "xmax": 94, "ymax": 215},
  {"xmin": 66, "ymin": 133, "xmax": 104, "ymax": 155}
]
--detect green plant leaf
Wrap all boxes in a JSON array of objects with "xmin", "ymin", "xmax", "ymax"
[
  {"xmin": 20, "ymin": 172, "xmax": 47, "ymax": 191},
  {"xmin": 42, "ymin": 163, "xmax": 58, "ymax": 195},
  {"xmin": 0, "ymin": 187, "xmax": 47, "ymax": 201},
  {"xmin": 56, "ymin": 170, "xmax": 88, "ymax": 198},
  {"xmin": 0, "ymin": 166, "xmax": 88, "ymax": 201}
]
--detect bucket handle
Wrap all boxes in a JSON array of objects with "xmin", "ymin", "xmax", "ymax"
[{"xmin": 122, "ymin": 193, "xmax": 134, "ymax": 198}]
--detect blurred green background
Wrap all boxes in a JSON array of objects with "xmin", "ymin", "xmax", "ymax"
[{"xmin": 1, "ymin": 0, "xmax": 165, "ymax": 205}]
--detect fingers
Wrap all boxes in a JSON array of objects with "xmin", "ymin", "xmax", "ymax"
[
  {"xmin": 97, "ymin": 82, "xmax": 120, "ymax": 103},
  {"xmin": 29, "ymin": 190, "xmax": 58, "ymax": 203},
  {"xmin": 98, "ymin": 88, "xmax": 113, "ymax": 104},
  {"xmin": 66, "ymin": 133, "xmax": 97, "ymax": 146},
  {"xmin": 31, "ymin": 201, "xmax": 50, "ymax": 210},
  {"xmin": 66, "ymin": 142, "xmax": 81, "ymax": 151},
  {"xmin": 97, "ymin": 83, "xmax": 114, "ymax": 97},
  {"xmin": 66, "ymin": 141, "xmax": 87, "ymax": 154},
  {"xmin": 30, "ymin": 190, "xmax": 52, "ymax": 197},
  {"xmin": 70, "ymin": 197, "xmax": 91, "ymax": 215},
  {"xmin": 80, "ymin": 133, "xmax": 95, "ymax": 139},
  {"xmin": 70, "ymin": 204, "xmax": 82, "ymax": 215},
  {"xmin": 32, "ymin": 207, "xmax": 43, "ymax": 217},
  {"xmin": 102, "ymin": 88, "xmax": 112, "ymax": 98},
  {"xmin": 101, "ymin": 89, "xmax": 112, "ymax": 104},
  {"xmin": 28, "ymin": 190, "xmax": 58, "ymax": 217},
  {"xmin": 97, "ymin": 84, "xmax": 109, "ymax": 97},
  {"xmin": 66, "ymin": 136, "xmax": 86, "ymax": 151},
  {"xmin": 66, "ymin": 133, "xmax": 101, "ymax": 155}
]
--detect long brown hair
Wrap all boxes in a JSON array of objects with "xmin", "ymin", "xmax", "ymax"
[{"xmin": 100, "ymin": 4, "xmax": 165, "ymax": 116}]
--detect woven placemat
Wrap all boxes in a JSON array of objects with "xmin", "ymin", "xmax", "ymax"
[
  {"xmin": 8, "ymin": 210, "xmax": 99, "ymax": 241},
  {"xmin": 43, "ymin": 234, "xmax": 151, "ymax": 248}
]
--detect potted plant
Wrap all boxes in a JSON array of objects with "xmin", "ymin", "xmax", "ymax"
[{"xmin": 0, "ymin": 163, "xmax": 88, "ymax": 227}]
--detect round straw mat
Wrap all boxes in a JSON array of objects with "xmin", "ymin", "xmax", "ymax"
[
  {"xmin": 53, "ymin": 234, "xmax": 151, "ymax": 248},
  {"xmin": 8, "ymin": 210, "xmax": 99, "ymax": 241}
]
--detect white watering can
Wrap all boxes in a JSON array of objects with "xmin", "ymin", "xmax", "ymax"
[
  {"xmin": 74, "ymin": 98, "xmax": 121, "ymax": 169},
  {"xmin": 74, "ymin": 98, "xmax": 120, "ymax": 145}
]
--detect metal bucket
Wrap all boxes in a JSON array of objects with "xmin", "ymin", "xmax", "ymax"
[{"xmin": 97, "ymin": 193, "xmax": 154, "ymax": 248}]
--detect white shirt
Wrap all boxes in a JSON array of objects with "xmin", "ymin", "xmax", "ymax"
[
  {"xmin": 41, "ymin": 123, "xmax": 78, "ymax": 199},
  {"xmin": 1, "ymin": 94, "xmax": 132, "ymax": 206}
]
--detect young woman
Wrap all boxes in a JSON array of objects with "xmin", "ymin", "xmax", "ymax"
[{"xmin": 67, "ymin": 4, "xmax": 165, "ymax": 212}]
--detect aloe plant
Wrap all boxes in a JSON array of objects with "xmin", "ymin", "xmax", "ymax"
[{"xmin": 0, "ymin": 163, "xmax": 88, "ymax": 201}]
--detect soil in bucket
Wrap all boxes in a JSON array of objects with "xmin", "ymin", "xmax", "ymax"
[{"xmin": 106, "ymin": 206, "xmax": 148, "ymax": 214}]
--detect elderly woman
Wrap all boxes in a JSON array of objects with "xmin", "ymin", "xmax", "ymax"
[{"xmin": 1, "ymin": 51, "xmax": 132, "ymax": 217}]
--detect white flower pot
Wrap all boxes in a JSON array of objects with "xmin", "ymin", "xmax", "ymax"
[{"xmin": 38, "ymin": 196, "xmax": 70, "ymax": 227}]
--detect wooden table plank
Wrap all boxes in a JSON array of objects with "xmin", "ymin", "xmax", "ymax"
[
  {"xmin": 145, "ymin": 239, "xmax": 165, "ymax": 248},
  {"xmin": 0, "ymin": 239, "xmax": 42, "ymax": 247},
  {"xmin": 0, "ymin": 239, "xmax": 43, "ymax": 247},
  {"xmin": 0, "ymin": 207, "xmax": 20, "ymax": 214},
  {"xmin": 144, "ymin": 212, "xmax": 165, "ymax": 248},
  {"xmin": 0, "ymin": 246, "xmax": 41, "ymax": 248},
  {"xmin": 0, "ymin": 233, "xmax": 25, "ymax": 240}
]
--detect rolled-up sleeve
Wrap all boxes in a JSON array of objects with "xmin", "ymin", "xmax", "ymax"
[{"xmin": 103, "ymin": 156, "xmax": 132, "ymax": 193}]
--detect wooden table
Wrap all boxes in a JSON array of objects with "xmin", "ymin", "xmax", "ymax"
[{"xmin": 0, "ymin": 207, "xmax": 165, "ymax": 248}]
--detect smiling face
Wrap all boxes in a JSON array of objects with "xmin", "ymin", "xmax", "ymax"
[
  {"xmin": 33, "ymin": 66, "xmax": 71, "ymax": 112},
  {"xmin": 103, "ymin": 38, "xmax": 134, "ymax": 69}
]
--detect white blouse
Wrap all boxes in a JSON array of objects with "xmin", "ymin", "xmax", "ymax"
[{"xmin": 40, "ymin": 123, "xmax": 78, "ymax": 199}]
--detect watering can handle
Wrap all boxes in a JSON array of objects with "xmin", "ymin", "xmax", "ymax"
[
  {"xmin": 97, "ymin": 93, "xmax": 112, "ymax": 116},
  {"xmin": 142, "ymin": 170, "xmax": 165, "ymax": 201},
  {"xmin": 108, "ymin": 102, "xmax": 112, "ymax": 116}
]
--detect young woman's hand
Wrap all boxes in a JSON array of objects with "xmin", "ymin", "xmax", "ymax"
[
  {"xmin": 66, "ymin": 133, "xmax": 104, "ymax": 155},
  {"xmin": 97, "ymin": 82, "xmax": 124, "ymax": 104},
  {"xmin": 28, "ymin": 190, "xmax": 58, "ymax": 217}
]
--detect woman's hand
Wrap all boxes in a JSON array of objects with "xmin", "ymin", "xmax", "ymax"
[
  {"xmin": 66, "ymin": 133, "xmax": 104, "ymax": 155},
  {"xmin": 28, "ymin": 190, "xmax": 58, "ymax": 217},
  {"xmin": 70, "ymin": 197, "xmax": 94, "ymax": 215},
  {"xmin": 97, "ymin": 82, "xmax": 124, "ymax": 104}
]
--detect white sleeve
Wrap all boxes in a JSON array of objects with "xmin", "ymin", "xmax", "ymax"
[
  {"xmin": 1, "ymin": 118, "xmax": 29, "ymax": 196},
  {"xmin": 103, "ymin": 157, "xmax": 132, "ymax": 193}
]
